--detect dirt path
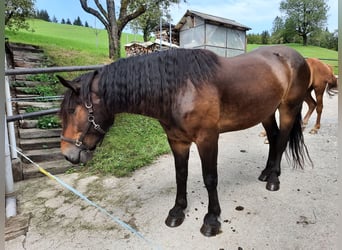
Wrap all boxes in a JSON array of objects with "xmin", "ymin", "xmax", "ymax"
[{"xmin": 6, "ymin": 94, "xmax": 338, "ymax": 250}]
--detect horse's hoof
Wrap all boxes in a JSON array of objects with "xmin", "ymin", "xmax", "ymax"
[
  {"xmin": 200, "ymin": 214, "xmax": 221, "ymax": 237},
  {"xmin": 266, "ymin": 181, "xmax": 280, "ymax": 191},
  {"xmin": 309, "ymin": 129, "xmax": 318, "ymax": 134},
  {"xmin": 258, "ymin": 173, "xmax": 268, "ymax": 182},
  {"xmin": 200, "ymin": 222, "xmax": 221, "ymax": 237},
  {"xmin": 165, "ymin": 213, "xmax": 185, "ymax": 227}
]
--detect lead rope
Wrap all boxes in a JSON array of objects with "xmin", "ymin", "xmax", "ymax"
[{"xmin": 10, "ymin": 145, "xmax": 161, "ymax": 250}]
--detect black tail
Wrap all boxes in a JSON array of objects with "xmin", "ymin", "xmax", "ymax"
[{"xmin": 286, "ymin": 111, "xmax": 313, "ymax": 169}]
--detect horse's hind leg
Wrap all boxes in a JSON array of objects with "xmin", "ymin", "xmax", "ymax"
[
  {"xmin": 259, "ymin": 114, "xmax": 280, "ymax": 189},
  {"xmin": 310, "ymin": 89, "xmax": 324, "ymax": 134},
  {"xmin": 303, "ymin": 91, "xmax": 316, "ymax": 128},
  {"xmin": 260, "ymin": 104, "xmax": 302, "ymax": 191},
  {"xmin": 196, "ymin": 130, "xmax": 221, "ymax": 237},
  {"xmin": 165, "ymin": 138, "xmax": 191, "ymax": 228}
]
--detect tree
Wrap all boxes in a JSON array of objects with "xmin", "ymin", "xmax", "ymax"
[
  {"xmin": 247, "ymin": 33, "xmax": 261, "ymax": 44},
  {"xmin": 270, "ymin": 16, "xmax": 284, "ymax": 44},
  {"xmin": 36, "ymin": 9, "xmax": 50, "ymax": 22},
  {"xmin": 129, "ymin": 7, "xmax": 163, "ymax": 42},
  {"xmin": 261, "ymin": 30, "xmax": 270, "ymax": 44},
  {"xmin": 310, "ymin": 28, "xmax": 338, "ymax": 51},
  {"xmin": 79, "ymin": 0, "xmax": 185, "ymax": 60},
  {"xmin": 5, "ymin": 0, "xmax": 35, "ymax": 31},
  {"xmin": 73, "ymin": 16, "xmax": 83, "ymax": 26},
  {"xmin": 66, "ymin": 18, "xmax": 72, "ymax": 25},
  {"xmin": 52, "ymin": 15, "xmax": 58, "ymax": 23},
  {"xmin": 61, "ymin": 18, "xmax": 66, "ymax": 24},
  {"xmin": 282, "ymin": 18, "xmax": 301, "ymax": 43},
  {"xmin": 279, "ymin": 0, "xmax": 329, "ymax": 46}
]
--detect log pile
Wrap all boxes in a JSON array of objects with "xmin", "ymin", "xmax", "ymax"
[
  {"xmin": 125, "ymin": 24, "xmax": 180, "ymax": 57},
  {"xmin": 124, "ymin": 40, "xmax": 179, "ymax": 57},
  {"xmin": 124, "ymin": 41, "xmax": 158, "ymax": 57},
  {"xmin": 154, "ymin": 29, "xmax": 179, "ymax": 46},
  {"xmin": 154, "ymin": 22, "xmax": 179, "ymax": 46}
]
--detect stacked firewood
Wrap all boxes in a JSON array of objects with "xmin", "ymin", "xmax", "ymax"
[
  {"xmin": 154, "ymin": 30, "xmax": 179, "ymax": 46},
  {"xmin": 124, "ymin": 42, "xmax": 159, "ymax": 57}
]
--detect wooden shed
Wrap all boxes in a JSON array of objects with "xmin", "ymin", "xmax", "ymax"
[{"xmin": 174, "ymin": 10, "xmax": 251, "ymax": 57}]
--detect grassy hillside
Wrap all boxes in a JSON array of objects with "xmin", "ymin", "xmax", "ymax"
[{"xmin": 5, "ymin": 19, "xmax": 143, "ymax": 66}]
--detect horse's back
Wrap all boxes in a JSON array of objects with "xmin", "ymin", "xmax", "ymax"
[
  {"xmin": 215, "ymin": 46, "xmax": 310, "ymax": 132},
  {"xmin": 306, "ymin": 58, "xmax": 334, "ymax": 82}
]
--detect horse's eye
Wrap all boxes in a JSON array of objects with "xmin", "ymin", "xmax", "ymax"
[{"xmin": 68, "ymin": 108, "xmax": 75, "ymax": 114}]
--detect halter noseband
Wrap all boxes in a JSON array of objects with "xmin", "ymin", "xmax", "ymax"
[{"xmin": 61, "ymin": 101, "xmax": 106, "ymax": 150}]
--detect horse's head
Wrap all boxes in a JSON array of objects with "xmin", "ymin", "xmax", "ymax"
[{"xmin": 58, "ymin": 71, "xmax": 114, "ymax": 164}]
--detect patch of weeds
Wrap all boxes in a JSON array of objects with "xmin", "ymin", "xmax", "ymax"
[
  {"xmin": 11, "ymin": 81, "xmax": 27, "ymax": 87},
  {"xmin": 37, "ymin": 115, "xmax": 61, "ymax": 129},
  {"xmin": 21, "ymin": 83, "xmax": 59, "ymax": 97},
  {"xmin": 25, "ymin": 106, "xmax": 44, "ymax": 113},
  {"xmin": 26, "ymin": 73, "xmax": 58, "ymax": 83},
  {"xmin": 88, "ymin": 114, "xmax": 170, "ymax": 177},
  {"xmin": 65, "ymin": 167, "xmax": 78, "ymax": 174}
]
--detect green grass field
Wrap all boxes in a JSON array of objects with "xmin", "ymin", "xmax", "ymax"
[
  {"xmin": 6, "ymin": 19, "xmax": 144, "ymax": 66},
  {"xmin": 248, "ymin": 43, "xmax": 338, "ymax": 74},
  {"xmin": 5, "ymin": 20, "xmax": 339, "ymax": 176}
]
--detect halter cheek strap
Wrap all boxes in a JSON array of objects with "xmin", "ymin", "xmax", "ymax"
[
  {"xmin": 85, "ymin": 103, "xmax": 106, "ymax": 134},
  {"xmin": 61, "ymin": 102, "xmax": 106, "ymax": 150}
]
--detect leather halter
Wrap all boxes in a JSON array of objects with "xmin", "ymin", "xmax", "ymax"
[{"xmin": 61, "ymin": 101, "xmax": 106, "ymax": 150}]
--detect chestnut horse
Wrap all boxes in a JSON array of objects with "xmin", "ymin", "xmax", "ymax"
[
  {"xmin": 58, "ymin": 46, "xmax": 312, "ymax": 237},
  {"xmin": 303, "ymin": 58, "xmax": 338, "ymax": 134}
]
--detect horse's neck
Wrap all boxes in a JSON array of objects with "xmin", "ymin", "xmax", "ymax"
[
  {"xmin": 113, "ymin": 90, "xmax": 170, "ymax": 120},
  {"xmin": 126, "ymin": 101, "xmax": 165, "ymax": 118}
]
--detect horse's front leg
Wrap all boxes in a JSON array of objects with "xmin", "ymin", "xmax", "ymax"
[
  {"xmin": 196, "ymin": 131, "xmax": 221, "ymax": 237},
  {"xmin": 165, "ymin": 138, "xmax": 191, "ymax": 228}
]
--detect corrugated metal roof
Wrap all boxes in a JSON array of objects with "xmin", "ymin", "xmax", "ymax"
[{"xmin": 175, "ymin": 10, "xmax": 251, "ymax": 31}]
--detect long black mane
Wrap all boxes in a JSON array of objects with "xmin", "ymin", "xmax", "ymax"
[
  {"xmin": 98, "ymin": 48, "xmax": 220, "ymax": 116},
  {"xmin": 61, "ymin": 49, "xmax": 220, "ymax": 120}
]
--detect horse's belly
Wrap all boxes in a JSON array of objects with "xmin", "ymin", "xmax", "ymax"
[
  {"xmin": 218, "ymin": 118, "xmax": 260, "ymax": 132},
  {"xmin": 218, "ymin": 104, "xmax": 278, "ymax": 132}
]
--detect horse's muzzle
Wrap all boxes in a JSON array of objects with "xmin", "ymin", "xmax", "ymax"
[{"xmin": 62, "ymin": 146, "xmax": 94, "ymax": 164}]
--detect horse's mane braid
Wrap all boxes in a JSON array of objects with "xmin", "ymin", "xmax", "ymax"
[{"xmin": 98, "ymin": 48, "xmax": 220, "ymax": 114}]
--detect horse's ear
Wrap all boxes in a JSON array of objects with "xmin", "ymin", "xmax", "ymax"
[{"xmin": 57, "ymin": 75, "xmax": 79, "ymax": 93}]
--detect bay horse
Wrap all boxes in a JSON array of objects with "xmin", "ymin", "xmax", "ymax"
[
  {"xmin": 58, "ymin": 46, "xmax": 312, "ymax": 237},
  {"xmin": 302, "ymin": 58, "xmax": 338, "ymax": 134}
]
